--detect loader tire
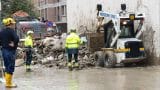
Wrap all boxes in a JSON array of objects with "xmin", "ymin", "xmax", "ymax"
[
  {"xmin": 104, "ymin": 51, "xmax": 116, "ymax": 68},
  {"xmin": 124, "ymin": 63, "xmax": 133, "ymax": 67},
  {"xmin": 94, "ymin": 51, "xmax": 105, "ymax": 67}
]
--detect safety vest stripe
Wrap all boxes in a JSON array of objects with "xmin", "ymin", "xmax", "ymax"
[{"xmin": 67, "ymin": 43, "xmax": 78, "ymax": 44}]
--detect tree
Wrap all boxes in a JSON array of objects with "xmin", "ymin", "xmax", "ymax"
[{"xmin": 1, "ymin": 0, "xmax": 37, "ymax": 18}]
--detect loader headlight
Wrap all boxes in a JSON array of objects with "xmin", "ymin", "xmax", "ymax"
[
  {"xmin": 97, "ymin": 4, "xmax": 102, "ymax": 11},
  {"xmin": 121, "ymin": 4, "xmax": 126, "ymax": 11},
  {"xmin": 122, "ymin": 21, "xmax": 127, "ymax": 25}
]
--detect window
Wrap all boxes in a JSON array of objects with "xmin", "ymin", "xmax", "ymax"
[
  {"xmin": 61, "ymin": 5, "xmax": 66, "ymax": 16},
  {"xmin": 45, "ymin": 8, "xmax": 47, "ymax": 20},
  {"xmin": 61, "ymin": 6, "xmax": 64, "ymax": 15},
  {"xmin": 120, "ymin": 26, "xmax": 132, "ymax": 37},
  {"xmin": 119, "ymin": 20, "xmax": 135, "ymax": 38}
]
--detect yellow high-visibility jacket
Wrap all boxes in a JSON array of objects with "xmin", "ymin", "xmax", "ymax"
[
  {"xmin": 24, "ymin": 35, "xmax": 33, "ymax": 47},
  {"xmin": 65, "ymin": 32, "xmax": 81, "ymax": 49}
]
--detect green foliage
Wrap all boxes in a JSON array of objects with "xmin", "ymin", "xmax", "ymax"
[{"xmin": 1, "ymin": 0, "xmax": 37, "ymax": 18}]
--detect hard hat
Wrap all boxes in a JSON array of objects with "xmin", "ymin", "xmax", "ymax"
[
  {"xmin": 2, "ymin": 18, "xmax": 8, "ymax": 26},
  {"xmin": 70, "ymin": 29, "xmax": 76, "ymax": 32},
  {"xmin": 27, "ymin": 30, "xmax": 34, "ymax": 35},
  {"xmin": 2, "ymin": 18, "xmax": 16, "ymax": 26}
]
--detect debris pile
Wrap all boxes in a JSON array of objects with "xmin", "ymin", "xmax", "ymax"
[{"xmin": 16, "ymin": 33, "xmax": 97, "ymax": 69}]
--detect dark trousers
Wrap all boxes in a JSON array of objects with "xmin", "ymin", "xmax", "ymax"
[
  {"xmin": 25, "ymin": 48, "xmax": 32, "ymax": 65},
  {"xmin": 2, "ymin": 48, "xmax": 16, "ymax": 74},
  {"xmin": 67, "ymin": 48, "xmax": 78, "ymax": 63},
  {"xmin": 68, "ymin": 54, "xmax": 78, "ymax": 63}
]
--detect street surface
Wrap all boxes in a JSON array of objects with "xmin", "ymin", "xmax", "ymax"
[{"xmin": 1, "ymin": 65, "xmax": 160, "ymax": 90}]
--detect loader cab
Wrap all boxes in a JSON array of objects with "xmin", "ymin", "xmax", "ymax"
[
  {"xmin": 103, "ymin": 19, "xmax": 135, "ymax": 48},
  {"xmin": 103, "ymin": 15, "xmax": 144, "ymax": 48},
  {"xmin": 119, "ymin": 20, "xmax": 135, "ymax": 38}
]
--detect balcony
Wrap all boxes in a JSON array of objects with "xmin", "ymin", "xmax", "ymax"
[{"xmin": 37, "ymin": 0, "xmax": 66, "ymax": 10}]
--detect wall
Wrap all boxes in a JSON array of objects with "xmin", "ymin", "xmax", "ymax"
[
  {"xmin": 67, "ymin": 0, "xmax": 160, "ymax": 64},
  {"xmin": 67, "ymin": 0, "xmax": 98, "ymax": 32},
  {"xmin": 67, "ymin": 0, "xmax": 140, "ymax": 32}
]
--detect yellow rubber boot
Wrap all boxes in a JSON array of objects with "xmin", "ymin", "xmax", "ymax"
[
  {"xmin": 74, "ymin": 63, "xmax": 79, "ymax": 68},
  {"xmin": 68, "ymin": 63, "xmax": 72, "ymax": 67},
  {"xmin": 26, "ymin": 65, "xmax": 31, "ymax": 72},
  {"xmin": 68, "ymin": 62, "xmax": 72, "ymax": 71},
  {"xmin": 5, "ymin": 73, "xmax": 17, "ymax": 88}
]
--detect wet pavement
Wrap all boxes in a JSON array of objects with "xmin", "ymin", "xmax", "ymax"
[{"xmin": 1, "ymin": 65, "xmax": 160, "ymax": 90}]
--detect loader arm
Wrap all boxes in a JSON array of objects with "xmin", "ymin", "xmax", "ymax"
[
  {"xmin": 135, "ymin": 19, "xmax": 145, "ymax": 39},
  {"xmin": 99, "ymin": 11, "xmax": 121, "ymax": 47}
]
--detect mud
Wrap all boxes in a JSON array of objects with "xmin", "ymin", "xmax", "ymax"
[{"xmin": 1, "ymin": 65, "xmax": 160, "ymax": 90}]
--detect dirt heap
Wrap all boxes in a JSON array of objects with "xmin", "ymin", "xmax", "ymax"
[{"xmin": 16, "ymin": 33, "xmax": 96, "ymax": 69}]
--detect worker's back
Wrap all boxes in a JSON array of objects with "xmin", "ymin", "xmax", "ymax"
[{"xmin": 66, "ymin": 32, "xmax": 80, "ymax": 49}]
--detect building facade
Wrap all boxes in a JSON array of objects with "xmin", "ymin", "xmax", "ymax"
[{"xmin": 33, "ymin": 0, "xmax": 67, "ymax": 32}]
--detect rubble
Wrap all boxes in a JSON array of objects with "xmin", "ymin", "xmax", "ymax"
[
  {"xmin": 40, "ymin": 56, "xmax": 54, "ymax": 65},
  {"xmin": 16, "ymin": 47, "xmax": 24, "ymax": 59},
  {"xmin": 16, "ymin": 33, "xmax": 97, "ymax": 69}
]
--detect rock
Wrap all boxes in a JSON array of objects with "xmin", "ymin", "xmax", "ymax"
[
  {"xmin": 83, "ymin": 55, "xmax": 89, "ymax": 60},
  {"xmin": 40, "ymin": 56, "xmax": 54, "ymax": 64},
  {"xmin": 46, "ymin": 56, "xmax": 54, "ymax": 61},
  {"xmin": 56, "ymin": 62, "xmax": 66, "ymax": 69},
  {"xmin": 58, "ymin": 54, "xmax": 64, "ymax": 60},
  {"xmin": 54, "ymin": 57, "xmax": 58, "ymax": 61},
  {"xmin": 42, "ymin": 35, "xmax": 66, "ymax": 53},
  {"xmin": 45, "ymin": 64, "xmax": 54, "ymax": 68},
  {"xmin": 16, "ymin": 47, "xmax": 24, "ymax": 59},
  {"xmin": 31, "ymin": 61, "xmax": 38, "ymax": 65}
]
